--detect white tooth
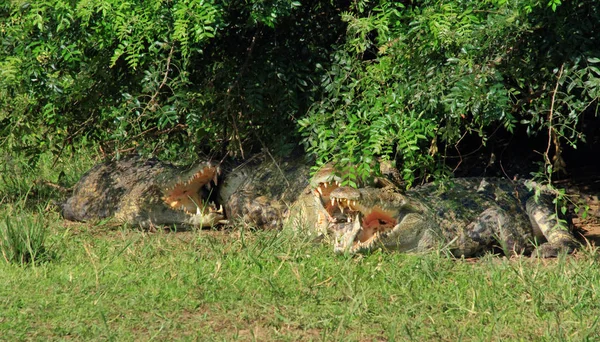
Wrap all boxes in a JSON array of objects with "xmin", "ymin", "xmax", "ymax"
[
  {"xmin": 331, "ymin": 198, "xmax": 335, "ymax": 206},
  {"xmin": 317, "ymin": 187, "xmax": 323, "ymax": 195},
  {"xmin": 348, "ymin": 215, "xmax": 352, "ymax": 222},
  {"xmin": 340, "ymin": 206, "xmax": 345, "ymax": 213},
  {"xmin": 324, "ymin": 183, "xmax": 328, "ymax": 188},
  {"xmin": 336, "ymin": 181, "xmax": 340, "ymax": 186},
  {"xmin": 352, "ymin": 200, "xmax": 356, "ymax": 206},
  {"xmin": 218, "ymin": 205, "xmax": 224, "ymax": 213}
]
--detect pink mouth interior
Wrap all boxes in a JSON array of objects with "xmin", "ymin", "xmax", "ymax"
[{"xmin": 357, "ymin": 208, "xmax": 397, "ymax": 242}]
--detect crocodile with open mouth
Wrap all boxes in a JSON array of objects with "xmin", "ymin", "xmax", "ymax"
[
  {"xmin": 61, "ymin": 156, "xmax": 225, "ymax": 228},
  {"xmin": 62, "ymin": 155, "xmax": 580, "ymax": 258},
  {"xmin": 322, "ymin": 178, "xmax": 580, "ymax": 257}
]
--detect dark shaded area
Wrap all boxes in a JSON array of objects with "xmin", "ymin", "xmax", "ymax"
[
  {"xmin": 448, "ymin": 112, "xmax": 600, "ymax": 248},
  {"xmin": 449, "ymin": 113, "xmax": 600, "ymax": 180}
]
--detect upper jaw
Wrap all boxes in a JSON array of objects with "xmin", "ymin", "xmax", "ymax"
[
  {"xmin": 161, "ymin": 162, "xmax": 226, "ymax": 226},
  {"xmin": 310, "ymin": 170, "xmax": 344, "ymax": 230},
  {"xmin": 310, "ymin": 163, "xmax": 378, "ymax": 223}
]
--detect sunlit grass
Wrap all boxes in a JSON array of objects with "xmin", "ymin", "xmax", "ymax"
[
  {"xmin": 1, "ymin": 149, "xmax": 600, "ymax": 340},
  {"xmin": 1, "ymin": 221, "xmax": 600, "ymax": 340},
  {"xmin": 0, "ymin": 206, "xmax": 49, "ymax": 265}
]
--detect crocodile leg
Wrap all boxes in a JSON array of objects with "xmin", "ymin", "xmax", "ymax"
[{"xmin": 525, "ymin": 196, "xmax": 580, "ymax": 257}]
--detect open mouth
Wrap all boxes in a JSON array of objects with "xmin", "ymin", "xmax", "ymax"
[
  {"xmin": 313, "ymin": 179, "xmax": 342, "ymax": 218},
  {"xmin": 162, "ymin": 163, "xmax": 224, "ymax": 218},
  {"xmin": 310, "ymin": 166, "xmax": 346, "ymax": 225},
  {"xmin": 319, "ymin": 186, "xmax": 402, "ymax": 253},
  {"xmin": 355, "ymin": 208, "xmax": 398, "ymax": 242}
]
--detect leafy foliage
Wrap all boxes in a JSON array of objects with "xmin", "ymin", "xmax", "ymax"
[
  {"xmin": 299, "ymin": 0, "xmax": 600, "ymax": 185},
  {"xmin": 1, "ymin": 0, "xmax": 598, "ymax": 184},
  {"xmin": 0, "ymin": 0, "xmax": 344, "ymax": 163}
]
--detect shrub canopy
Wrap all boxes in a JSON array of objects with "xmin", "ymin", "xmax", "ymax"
[{"xmin": 1, "ymin": 0, "xmax": 598, "ymax": 183}]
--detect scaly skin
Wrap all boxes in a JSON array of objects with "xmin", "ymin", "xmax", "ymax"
[
  {"xmin": 216, "ymin": 157, "xmax": 359, "ymax": 231},
  {"xmin": 63, "ymin": 153, "xmax": 324, "ymax": 230},
  {"xmin": 288, "ymin": 161, "xmax": 392, "ymax": 234},
  {"xmin": 62, "ymin": 156, "xmax": 224, "ymax": 227},
  {"xmin": 326, "ymin": 178, "xmax": 580, "ymax": 257},
  {"xmin": 217, "ymin": 154, "xmax": 314, "ymax": 229}
]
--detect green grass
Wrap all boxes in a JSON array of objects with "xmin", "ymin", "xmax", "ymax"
[
  {"xmin": 0, "ymin": 206, "xmax": 49, "ymax": 265},
  {"xmin": 1, "ymin": 150, "xmax": 600, "ymax": 341},
  {"xmin": 2, "ymin": 221, "xmax": 600, "ymax": 341}
]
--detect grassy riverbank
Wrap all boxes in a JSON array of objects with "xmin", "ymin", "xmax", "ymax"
[{"xmin": 1, "ymin": 151, "xmax": 599, "ymax": 341}]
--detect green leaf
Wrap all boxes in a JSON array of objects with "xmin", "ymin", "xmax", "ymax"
[{"xmin": 588, "ymin": 57, "xmax": 600, "ymax": 64}]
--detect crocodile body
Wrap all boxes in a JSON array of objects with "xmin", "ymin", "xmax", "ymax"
[
  {"xmin": 327, "ymin": 178, "xmax": 579, "ymax": 257},
  {"xmin": 62, "ymin": 154, "xmax": 323, "ymax": 230},
  {"xmin": 217, "ymin": 154, "xmax": 329, "ymax": 230}
]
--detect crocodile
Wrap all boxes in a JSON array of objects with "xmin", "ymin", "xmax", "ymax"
[
  {"xmin": 323, "ymin": 178, "xmax": 580, "ymax": 257},
  {"xmin": 216, "ymin": 155, "xmax": 391, "ymax": 231},
  {"xmin": 217, "ymin": 153, "xmax": 323, "ymax": 230},
  {"xmin": 61, "ymin": 156, "xmax": 225, "ymax": 228},
  {"xmin": 61, "ymin": 153, "xmax": 323, "ymax": 230},
  {"xmin": 62, "ymin": 155, "xmax": 580, "ymax": 258}
]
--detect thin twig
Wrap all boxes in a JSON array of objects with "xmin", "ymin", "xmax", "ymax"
[
  {"xmin": 545, "ymin": 64, "xmax": 564, "ymax": 168},
  {"xmin": 34, "ymin": 180, "xmax": 72, "ymax": 193},
  {"xmin": 52, "ymin": 114, "xmax": 96, "ymax": 168},
  {"xmin": 141, "ymin": 44, "xmax": 175, "ymax": 119},
  {"xmin": 105, "ymin": 147, "xmax": 137, "ymax": 158},
  {"xmin": 451, "ymin": 131, "xmax": 469, "ymax": 173},
  {"xmin": 258, "ymin": 143, "xmax": 291, "ymax": 188}
]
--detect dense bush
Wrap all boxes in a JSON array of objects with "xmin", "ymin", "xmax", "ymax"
[
  {"xmin": 1, "ymin": 0, "xmax": 598, "ymax": 184},
  {"xmin": 0, "ymin": 0, "xmax": 344, "ymax": 163},
  {"xmin": 299, "ymin": 0, "xmax": 600, "ymax": 185}
]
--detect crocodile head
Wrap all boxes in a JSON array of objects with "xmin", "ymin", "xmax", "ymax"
[
  {"xmin": 309, "ymin": 163, "xmax": 403, "ymax": 237},
  {"xmin": 62, "ymin": 156, "xmax": 227, "ymax": 228},
  {"xmin": 159, "ymin": 162, "xmax": 225, "ymax": 226},
  {"xmin": 326, "ymin": 186, "xmax": 426, "ymax": 254}
]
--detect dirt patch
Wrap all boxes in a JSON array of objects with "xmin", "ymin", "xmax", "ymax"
[
  {"xmin": 564, "ymin": 175, "xmax": 600, "ymax": 247},
  {"xmin": 572, "ymin": 203, "xmax": 600, "ymax": 246}
]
